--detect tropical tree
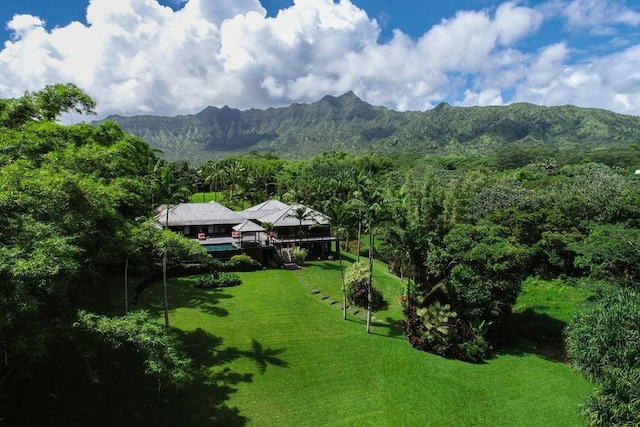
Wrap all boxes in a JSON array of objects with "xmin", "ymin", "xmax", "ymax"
[
  {"xmin": 565, "ymin": 287, "xmax": 640, "ymax": 426},
  {"xmin": 0, "ymin": 85, "xmax": 216, "ymax": 424},
  {"xmin": 0, "ymin": 82, "xmax": 96, "ymax": 127},
  {"xmin": 222, "ymin": 159, "xmax": 246, "ymax": 206},
  {"xmin": 437, "ymin": 224, "xmax": 530, "ymax": 342},
  {"xmin": 202, "ymin": 161, "xmax": 227, "ymax": 202},
  {"xmin": 570, "ymin": 224, "xmax": 640, "ymax": 286},
  {"xmin": 288, "ymin": 204, "xmax": 316, "ymax": 246},
  {"xmin": 152, "ymin": 160, "xmax": 192, "ymax": 328},
  {"xmin": 322, "ymin": 200, "xmax": 352, "ymax": 320}
]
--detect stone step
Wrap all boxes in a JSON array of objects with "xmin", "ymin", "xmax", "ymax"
[{"xmin": 284, "ymin": 262, "xmax": 300, "ymax": 270}]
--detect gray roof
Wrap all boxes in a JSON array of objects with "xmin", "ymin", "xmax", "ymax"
[
  {"xmin": 233, "ymin": 220, "xmax": 266, "ymax": 233},
  {"xmin": 244, "ymin": 199, "xmax": 290, "ymax": 212},
  {"xmin": 155, "ymin": 202, "xmax": 246, "ymax": 227},
  {"xmin": 257, "ymin": 203, "xmax": 329, "ymax": 227},
  {"xmin": 241, "ymin": 199, "xmax": 291, "ymax": 221}
]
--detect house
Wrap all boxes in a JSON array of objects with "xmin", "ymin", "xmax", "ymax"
[
  {"xmin": 241, "ymin": 200, "xmax": 336, "ymax": 259},
  {"xmin": 155, "ymin": 199, "xmax": 336, "ymax": 262},
  {"xmin": 155, "ymin": 201, "xmax": 247, "ymax": 240}
]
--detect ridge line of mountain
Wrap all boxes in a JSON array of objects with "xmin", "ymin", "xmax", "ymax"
[{"xmin": 96, "ymin": 92, "xmax": 640, "ymax": 163}]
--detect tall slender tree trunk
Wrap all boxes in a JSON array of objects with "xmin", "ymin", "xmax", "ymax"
[
  {"xmin": 338, "ymin": 240, "xmax": 347, "ymax": 320},
  {"xmin": 163, "ymin": 206, "xmax": 170, "ymax": 329},
  {"xmin": 124, "ymin": 256, "xmax": 129, "ymax": 314},
  {"xmin": 356, "ymin": 217, "xmax": 362, "ymax": 262},
  {"xmin": 163, "ymin": 250, "xmax": 170, "ymax": 329},
  {"xmin": 366, "ymin": 217, "xmax": 373, "ymax": 333}
]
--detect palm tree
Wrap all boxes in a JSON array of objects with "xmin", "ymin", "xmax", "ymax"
[
  {"xmin": 360, "ymin": 182, "xmax": 383, "ymax": 334},
  {"xmin": 287, "ymin": 204, "xmax": 316, "ymax": 246},
  {"xmin": 349, "ymin": 170, "xmax": 373, "ymax": 262},
  {"xmin": 223, "ymin": 160, "xmax": 246, "ymax": 206},
  {"xmin": 153, "ymin": 160, "xmax": 191, "ymax": 329},
  {"xmin": 203, "ymin": 163, "xmax": 227, "ymax": 202},
  {"xmin": 261, "ymin": 221, "xmax": 274, "ymax": 244},
  {"xmin": 323, "ymin": 200, "xmax": 351, "ymax": 320}
]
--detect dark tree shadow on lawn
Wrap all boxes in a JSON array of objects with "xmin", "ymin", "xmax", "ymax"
[
  {"xmin": 175, "ymin": 327, "xmax": 255, "ymax": 426},
  {"xmin": 215, "ymin": 339, "xmax": 290, "ymax": 375},
  {"xmin": 493, "ymin": 309, "xmax": 568, "ymax": 363},
  {"xmin": 312, "ymin": 261, "xmax": 344, "ymax": 272},
  {"xmin": 21, "ymin": 328, "xmax": 253, "ymax": 427},
  {"xmin": 137, "ymin": 277, "xmax": 234, "ymax": 318},
  {"xmin": 382, "ymin": 317, "xmax": 405, "ymax": 339},
  {"xmin": 345, "ymin": 316, "xmax": 406, "ymax": 340}
]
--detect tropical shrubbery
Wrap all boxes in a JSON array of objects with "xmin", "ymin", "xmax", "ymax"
[
  {"xmin": 226, "ymin": 254, "xmax": 262, "ymax": 272},
  {"xmin": 402, "ymin": 286, "xmax": 491, "ymax": 363},
  {"xmin": 290, "ymin": 246, "xmax": 308, "ymax": 265},
  {"xmin": 565, "ymin": 287, "xmax": 640, "ymax": 426},
  {"xmin": 194, "ymin": 272, "xmax": 242, "ymax": 289},
  {"xmin": 345, "ymin": 262, "xmax": 385, "ymax": 311}
]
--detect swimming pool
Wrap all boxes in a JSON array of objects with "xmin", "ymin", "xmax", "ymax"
[{"xmin": 203, "ymin": 243, "xmax": 238, "ymax": 253}]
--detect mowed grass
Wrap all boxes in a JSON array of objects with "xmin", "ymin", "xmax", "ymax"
[{"xmin": 131, "ymin": 261, "xmax": 591, "ymax": 426}]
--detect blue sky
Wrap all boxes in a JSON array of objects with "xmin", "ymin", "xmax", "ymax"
[{"xmin": 0, "ymin": 0, "xmax": 639, "ymax": 118}]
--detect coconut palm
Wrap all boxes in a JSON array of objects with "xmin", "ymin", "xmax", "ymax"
[
  {"xmin": 153, "ymin": 160, "xmax": 191, "ymax": 329},
  {"xmin": 287, "ymin": 204, "xmax": 316, "ymax": 246},
  {"xmin": 322, "ymin": 200, "xmax": 351, "ymax": 320}
]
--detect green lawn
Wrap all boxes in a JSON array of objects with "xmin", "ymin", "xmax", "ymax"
[
  {"xmin": 512, "ymin": 277, "xmax": 596, "ymax": 343},
  {"xmin": 127, "ymin": 261, "xmax": 591, "ymax": 426},
  {"xmin": 190, "ymin": 191, "xmax": 221, "ymax": 203}
]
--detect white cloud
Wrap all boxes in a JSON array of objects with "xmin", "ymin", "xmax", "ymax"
[
  {"xmin": 459, "ymin": 89, "xmax": 505, "ymax": 107},
  {"xmin": 0, "ymin": 0, "xmax": 640, "ymax": 118},
  {"xmin": 563, "ymin": 0, "xmax": 640, "ymax": 31},
  {"xmin": 5, "ymin": 14, "xmax": 46, "ymax": 40},
  {"xmin": 515, "ymin": 43, "xmax": 640, "ymax": 114}
]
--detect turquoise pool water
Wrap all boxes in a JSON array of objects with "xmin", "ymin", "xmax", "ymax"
[{"xmin": 203, "ymin": 243, "xmax": 238, "ymax": 252}]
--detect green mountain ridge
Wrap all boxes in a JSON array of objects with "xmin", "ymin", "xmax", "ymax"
[{"xmin": 98, "ymin": 92, "xmax": 640, "ymax": 163}]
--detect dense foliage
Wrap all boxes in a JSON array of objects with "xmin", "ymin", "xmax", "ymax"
[
  {"xmin": 565, "ymin": 288, "xmax": 640, "ymax": 426},
  {"xmin": 0, "ymin": 85, "xmax": 206, "ymax": 424}
]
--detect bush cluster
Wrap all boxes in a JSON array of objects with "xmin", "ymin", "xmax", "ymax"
[
  {"xmin": 345, "ymin": 262, "xmax": 386, "ymax": 311},
  {"xmin": 194, "ymin": 272, "xmax": 242, "ymax": 289},
  {"xmin": 347, "ymin": 280, "xmax": 385, "ymax": 311},
  {"xmin": 290, "ymin": 246, "xmax": 308, "ymax": 265},
  {"xmin": 401, "ymin": 289, "xmax": 491, "ymax": 363},
  {"xmin": 225, "ymin": 255, "xmax": 262, "ymax": 272}
]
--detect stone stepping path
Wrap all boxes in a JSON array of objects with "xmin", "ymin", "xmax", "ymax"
[{"xmin": 293, "ymin": 270, "xmax": 384, "ymax": 321}]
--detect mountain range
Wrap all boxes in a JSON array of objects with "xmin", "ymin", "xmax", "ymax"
[{"xmin": 99, "ymin": 91, "xmax": 640, "ymax": 163}]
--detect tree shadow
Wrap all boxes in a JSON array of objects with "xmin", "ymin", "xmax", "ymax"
[
  {"xmin": 174, "ymin": 327, "xmax": 254, "ymax": 426},
  {"xmin": 137, "ymin": 277, "xmax": 234, "ymax": 318},
  {"xmin": 345, "ymin": 316, "xmax": 406, "ymax": 340},
  {"xmin": 493, "ymin": 309, "xmax": 569, "ymax": 363},
  {"xmin": 314, "ymin": 262, "xmax": 344, "ymax": 272},
  {"xmin": 19, "ymin": 328, "xmax": 253, "ymax": 426},
  {"xmin": 215, "ymin": 339, "xmax": 290, "ymax": 375}
]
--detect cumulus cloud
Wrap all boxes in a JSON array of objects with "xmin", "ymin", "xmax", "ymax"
[
  {"xmin": 562, "ymin": 0, "xmax": 640, "ymax": 31},
  {"xmin": 0, "ymin": 0, "xmax": 639, "ymax": 118}
]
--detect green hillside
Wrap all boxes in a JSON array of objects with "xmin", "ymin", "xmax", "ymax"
[{"xmin": 99, "ymin": 92, "xmax": 640, "ymax": 162}]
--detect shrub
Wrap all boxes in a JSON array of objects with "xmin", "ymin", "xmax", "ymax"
[
  {"xmin": 194, "ymin": 274, "xmax": 217, "ymax": 289},
  {"xmin": 290, "ymin": 246, "xmax": 308, "ymax": 265},
  {"xmin": 565, "ymin": 287, "xmax": 640, "ymax": 426},
  {"xmin": 193, "ymin": 272, "xmax": 242, "ymax": 289},
  {"xmin": 401, "ymin": 288, "xmax": 491, "ymax": 363},
  {"xmin": 345, "ymin": 262, "xmax": 385, "ymax": 311},
  {"xmin": 215, "ymin": 272, "xmax": 241, "ymax": 288},
  {"xmin": 226, "ymin": 254, "xmax": 262, "ymax": 272}
]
